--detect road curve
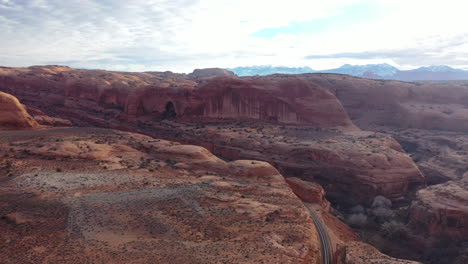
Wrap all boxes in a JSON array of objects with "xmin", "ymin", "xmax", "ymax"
[{"xmin": 306, "ymin": 205, "xmax": 333, "ymax": 264}]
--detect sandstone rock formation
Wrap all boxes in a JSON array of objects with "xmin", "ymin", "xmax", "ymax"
[
  {"xmin": 336, "ymin": 242, "xmax": 422, "ymax": 264},
  {"xmin": 158, "ymin": 123, "xmax": 424, "ymax": 205},
  {"xmin": 0, "ymin": 91, "xmax": 39, "ymax": 130},
  {"xmin": 189, "ymin": 68, "xmax": 236, "ymax": 79},
  {"xmin": 369, "ymin": 126, "xmax": 468, "ymax": 245},
  {"xmin": 409, "ymin": 180, "xmax": 468, "ymax": 240},
  {"xmin": 299, "ymin": 73, "xmax": 468, "ymax": 132},
  {"xmin": 4, "ymin": 66, "xmax": 468, "ymax": 132},
  {"xmin": 0, "ymin": 127, "xmax": 321, "ymax": 263},
  {"xmin": 370, "ymin": 126, "xmax": 468, "ymax": 184},
  {"xmin": 0, "ymin": 66, "xmax": 356, "ymax": 129},
  {"xmin": 286, "ymin": 177, "xmax": 330, "ymax": 210},
  {"xmin": 26, "ymin": 106, "xmax": 72, "ymax": 127}
]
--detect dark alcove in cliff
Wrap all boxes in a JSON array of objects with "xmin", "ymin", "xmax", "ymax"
[{"xmin": 161, "ymin": 101, "xmax": 177, "ymax": 119}]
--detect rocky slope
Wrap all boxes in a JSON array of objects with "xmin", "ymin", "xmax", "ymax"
[{"xmin": 0, "ymin": 127, "xmax": 321, "ymax": 263}]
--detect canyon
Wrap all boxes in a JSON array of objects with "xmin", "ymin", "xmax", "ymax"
[{"xmin": 1, "ymin": 65, "xmax": 467, "ymax": 263}]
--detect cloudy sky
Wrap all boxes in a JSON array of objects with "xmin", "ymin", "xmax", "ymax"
[{"xmin": 1, "ymin": 0, "xmax": 467, "ymax": 72}]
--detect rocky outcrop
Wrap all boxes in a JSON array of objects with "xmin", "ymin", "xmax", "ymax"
[
  {"xmin": 0, "ymin": 127, "xmax": 320, "ymax": 263},
  {"xmin": 189, "ymin": 68, "xmax": 236, "ymax": 79},
  {"xmin": 409, "ymin": 180, "xmax": 468, "ymax": 240},
  {"xmin": 0, "ymin": 91, "xmax": 39, "ymax": 130},
  {"xmin": 286, "ymin": 177, "xmax": 330, "ymax": 210},
  {"xmin": 336, "ymin": 242, "xmax": 422, "ymax": 264},
  {"xmin": 26, "ymin": 106, "xmax": 72, "ymax": 127}
]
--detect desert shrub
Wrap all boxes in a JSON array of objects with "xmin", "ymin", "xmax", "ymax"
[
  {"xmin": 371, "ymin": 207, "xmax": 395, "ymax": 222},
  {"xmin": 380, "ymin": 221, "xmax": 409, "ymax": 240},
  {"xmin": 350, "ymin": 205, "xmax": 365, "ymax": 214},
  {"xmin": 346, "ymin": 213, "xmax": 368, "ymax": 228},
  {"xmin": 372, "ymin": 195, "xmax": 392, "ymax": 208}
]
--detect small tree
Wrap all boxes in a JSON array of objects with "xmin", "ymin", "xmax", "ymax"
[
  {"xmin": 346, "ymin": 213, "xmax": 368, "ymax": 228},
  {"xmin": 350, "ymin": 205, "xmax": 365, "ymax": 214},
  {"xmin": 372, "ymin": 195, "xmax": 392, "ymax": 208},
  {"xmin": 371, "ymin": 207, "xmax": 395, "ymax": 223},
  {"xmin": 380, "ymin": 221, "xmax": 409, "ymax": 240}
]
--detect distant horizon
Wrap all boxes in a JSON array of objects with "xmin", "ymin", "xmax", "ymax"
[
  {"xmin": 2, "ymin": 62, "xmax": 468, "ymax": 74},
  {"xmin": 226, "ymin": 63, "xmax": 468, "ymax": 72}
]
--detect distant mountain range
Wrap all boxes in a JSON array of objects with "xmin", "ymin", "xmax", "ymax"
[
  {"xmin": 227, "ymin": 64, "xmax": 468, "ymax": 81},
  {"xmin": 227, "ymin": 66, "xmax": 314, "ymax": 76}
]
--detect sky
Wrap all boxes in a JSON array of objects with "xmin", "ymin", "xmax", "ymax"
[{"xmin": 1, "ymin": 0, "xmax": 468, "ymax": 73}]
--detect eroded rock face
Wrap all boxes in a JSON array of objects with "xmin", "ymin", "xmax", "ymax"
[
  {"xmin": 0, "ymin": 127, "xmax": 320, "ymax": 263},
  {"xmin": 0, "ymin": 91, "xmax": 39, "ymax": 130},
  {"xmin": 0, "ymin": 66, "xmax": 357, "ymax": 129},
  {"xmin": 299, "ymin": 73, "xmax": 468, "ymax": 132},
  {"xmin": 409, "ymin": 180, "xmax": 468, "ymax": 240}
]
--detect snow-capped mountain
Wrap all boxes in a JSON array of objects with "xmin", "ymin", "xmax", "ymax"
[
  {"xmin": 321, "ymin": 63, "xmax": 399, "ymax": 77},
  {"xmin": 227, "ymin": 66, "xmax": 314, "ymax": 76},
  {"xmin": 410, "ymin": 65, "xmax": 464, "ymax": 72},
  {"xmin": 227, "ymin": 64, "xmax": 468, "ymax": 81}
]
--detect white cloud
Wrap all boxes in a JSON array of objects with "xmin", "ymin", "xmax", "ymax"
[{"xmin": 0, "ymin": 0, "xmax": 467, "ymax": 72}]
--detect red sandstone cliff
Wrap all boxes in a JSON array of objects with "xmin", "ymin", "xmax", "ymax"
[
  {"xmin": 299, "ymin": 73, "xmax": 468, "ymax": 132},
  {"xmin": 0, "ymin": 66, "xmax": 357, "ymax": 130},
  {"xmin": 0, "ymin": 91, "xmax": 39, "ymax": 130}
]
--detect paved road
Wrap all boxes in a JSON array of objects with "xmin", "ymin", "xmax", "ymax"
[{"xmin": 306, "ymin": 205, "xmax": 333, "ymax": 264}]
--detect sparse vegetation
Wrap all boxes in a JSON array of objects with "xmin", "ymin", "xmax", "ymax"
[
  {"xmin": 346, "ymin": 213, "xmax": 368, "ymax": 227},
  {"xmin": 380, "ymin": 220, "xmax": 409, "ymax": 240}
]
